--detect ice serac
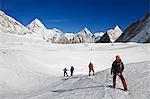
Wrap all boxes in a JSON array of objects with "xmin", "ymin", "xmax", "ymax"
[
  {"xmin": 0, "ymin": 10, "xmax": 32, "ymax": 35},
  {"xmin": 116, "ymin": 13, "xmax": 150, "ymax": 43},
  {"xmin": 98, "ymin": 25, "xmax": 123, "ymax": 43}
]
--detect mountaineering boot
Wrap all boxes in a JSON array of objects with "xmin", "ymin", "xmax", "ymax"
[{"xmin": 124, "ymin": 88, "xmax": 127, "ymax": 91}]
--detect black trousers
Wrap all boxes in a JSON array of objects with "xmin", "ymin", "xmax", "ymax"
[
  {"xmin": 64, "ymin": 71, "xmax": 68, "ymax": 77},
  {"xmin": 71, "ymin": 70, "xmax": 74, "ymax": 76}
]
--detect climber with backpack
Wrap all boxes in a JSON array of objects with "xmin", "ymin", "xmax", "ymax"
[{"xmin": 111, "ymin": 55, "xmax": 128, "ymax": 91}]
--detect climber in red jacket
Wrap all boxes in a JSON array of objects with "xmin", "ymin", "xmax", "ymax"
[{"xmin": 89, "ymin": 62, "xmax": 94, "ymax": 76}]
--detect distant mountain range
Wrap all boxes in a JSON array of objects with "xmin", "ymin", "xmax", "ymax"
[
  {"xmin": 26, "ymin": 17, "xmax": 122, "ymax": 43},
  {"xmin": 0, "ymin": 10, "xmax": 149, "ymax": 43}
]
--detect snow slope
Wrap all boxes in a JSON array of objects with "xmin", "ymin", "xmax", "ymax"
[
  {"xmin": 32, "ymin": 61, "xmax": 150, "ymax": 99},
  {"xmin": 116, "ymin": 13, "xmax": 150, "ymax": 43},
  {"xmin": 0, "ymin": 11, "xmax": 32, "ymax": 35},
  {"xmin": 0, "ymin": 33, "xmax": 150, "ymax": 99}
]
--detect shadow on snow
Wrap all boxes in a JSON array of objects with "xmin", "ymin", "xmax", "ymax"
[{"xmin": 51, "ymin": 85, "xmax": 115, "ymax": 93}]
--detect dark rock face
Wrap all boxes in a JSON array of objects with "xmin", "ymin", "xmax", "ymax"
[
  {"xmin": 96, "ymin": 25, "xmax": 123, "ymax": 43},
  {"xmin": 116, "ymin": 13, "xmax": 150, "ymax": 43},
  {"xmin": 97, "ymin": 33, "xmax": 111, "ymax": 43}
]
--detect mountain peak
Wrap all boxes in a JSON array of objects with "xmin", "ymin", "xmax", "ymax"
[
  {"xmin": 114, "ymin": 25, "xmax": 122, "ymax": 32},
  {"xmin": 83, "ymin": 27, "xmax": 88, "ymax": 30},
  {"xmin": 83, "ymin": 27, "xmax": 91, "ymax": 32},
  {"xmin": 33, "ymin": 18, "xmax": 42, "ymax": 23},
  {"xmin": 27, "ymin": 18, "xmax": 46, "ymax": 29},
  {"xmin": 79, "ymin": 27, "xmax": 92, "ymax": 36}
]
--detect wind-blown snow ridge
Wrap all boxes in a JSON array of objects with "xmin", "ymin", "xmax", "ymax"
[{"xmin": 0, "ymin": 10, "xmax": 32, "ymax": 35}]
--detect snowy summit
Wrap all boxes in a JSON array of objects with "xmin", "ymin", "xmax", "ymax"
[{"xmin": 27, "ymin": 18, "xmax": 46, "ymax": 30}]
